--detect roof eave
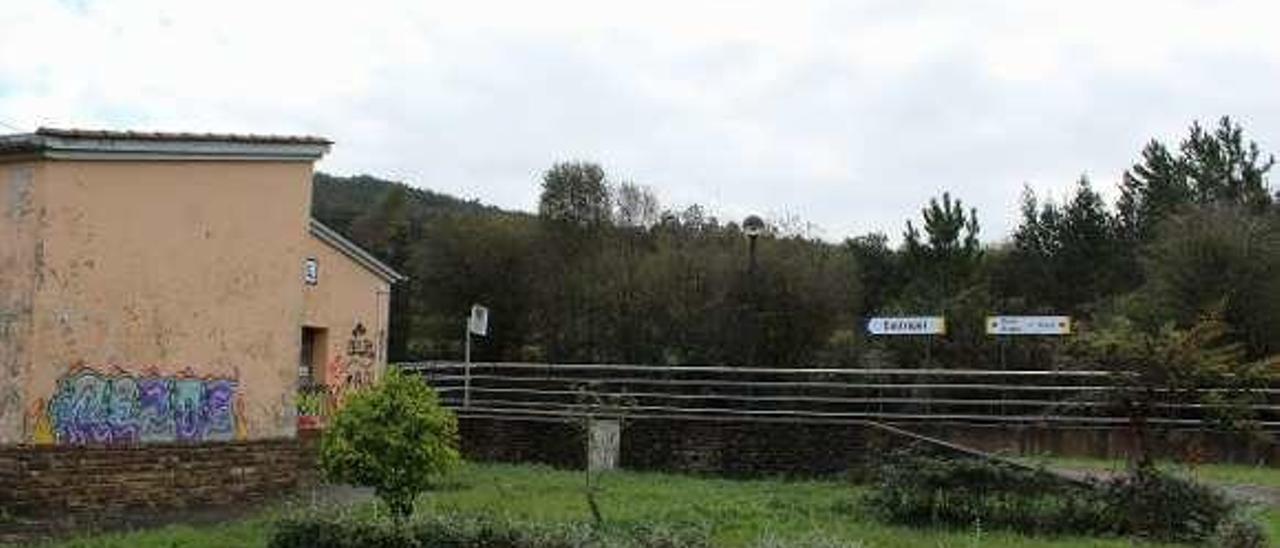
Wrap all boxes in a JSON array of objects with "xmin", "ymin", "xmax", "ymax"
[
  {"xmin": 0, "ymin": 130, "xmax": 331, "ymax": 161},
  {"xmin": 309, "ymin": 218, "xmax": 408, "ymax": 284}
]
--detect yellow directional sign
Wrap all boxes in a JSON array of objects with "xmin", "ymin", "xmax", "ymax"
[{"xmin": 986, "ymin": 315, "xmax": 1071, "ymax": 335}]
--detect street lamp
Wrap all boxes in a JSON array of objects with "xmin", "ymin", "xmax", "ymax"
[
  {"xmin": 742, "ymin": 215, "xmax": 765, "ymax": 367},
  {"xmin": 742, "ymin": 214, "xmax": 765, "ymax": 274}
]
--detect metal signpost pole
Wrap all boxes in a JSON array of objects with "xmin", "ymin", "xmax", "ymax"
[
  {"xmin": 463, "ymin": 304, "xmax": 490, "ymax": 409},
  {"xmin": 923, "ymin": 324, "xmax": 942, "ymax": 415},
  {"xmin": 464, "ymin": 318, "xmax": 471, "ymax": 408},
  {"xmin": 867, "ymin": 316, "xmax": 947, "ymax": 418},
  {"xmin": 986, "ymin": 316, "xmax": 1073, "ymax": 417},
  {"xmin": 742, "ymin": 215, "xmax": 764, "ymax": 367}
]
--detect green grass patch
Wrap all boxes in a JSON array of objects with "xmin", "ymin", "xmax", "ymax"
[
  {"xmin": 414, "ymin": 463, "xmax": 1159, "ymax": 547},
  {"xmin": 39, "ymin": 462, "xmax": 1280, "ymax": 547}
]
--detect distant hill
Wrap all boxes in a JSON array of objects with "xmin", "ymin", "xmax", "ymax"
[{"xmin": 311, "ymin": 172, "xmax": 512, "ymax": 234}]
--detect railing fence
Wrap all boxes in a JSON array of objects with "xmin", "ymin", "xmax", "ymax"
[{"xmin": 398, "ymin": 361, "xmax": 1280, "ymax": 430}]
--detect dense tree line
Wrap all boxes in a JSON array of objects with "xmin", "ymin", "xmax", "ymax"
[{"xmin": 313, "ymin": 116, "xmax": 1278, "ymax": 368}]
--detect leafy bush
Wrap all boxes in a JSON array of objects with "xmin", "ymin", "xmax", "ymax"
[
  {"xmin": 862, "ymin": 452, "xmax": 1110, "ymax": 536},
  {"xmin": 269, "ymin": 512, "xmax": 711, "ymax": 548},
  {"xmin": 1209, "ymin": 511, "xmax": 1269, "ymax": 548},
  {"xmin": 862, "ymin": 451, "xmax": 1266, "ymax": 544},
  {"xmin": 1100, "ymin": 467, "xmax": 1234, "ymax": 543},
  {"xmin": 320, "ymin": 369, "xmax": 461, "ymax": 517}
]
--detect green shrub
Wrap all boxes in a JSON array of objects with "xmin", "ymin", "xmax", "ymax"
[
  {"xmin": 320, "ymin": 369, "xmax": 461, "ymax": 518},
  {"xmin": 297, "ymin": 388, "xmax": 328, "ymax": 416},
  {"xmin": 269, "ymin": 512, "xmax": 711, "ymax": 548},
  {"xmin": 862, "ymin": 451, "xmax": 1266, "ymax": 544},
  {"xmin": 1100, "ymin": 467, "xmax": 1234, "ymax": 543},
  {"xmin": 1209, "ymin": 511, "xmax": 1269, "ymax": 548},
  {"xmin": 862, "ymin": 452, "xmax": 1111, "ymax": 536}
]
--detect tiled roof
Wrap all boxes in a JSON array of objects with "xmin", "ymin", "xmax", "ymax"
[
  {"xmin": 34, "ymin": 127, "xmax": 333, "ymax": 145},
  {"xmin": 0, "ymin": 127, "xmax": 332, "ymax": 160}
]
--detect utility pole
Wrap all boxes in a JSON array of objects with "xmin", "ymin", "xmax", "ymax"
[{"xmin": 742, "ymin": 215, "xmax": 765, "ymax": 366}]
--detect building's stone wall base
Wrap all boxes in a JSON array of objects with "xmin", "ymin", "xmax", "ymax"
[{"xmin": 0, "ymin": 438, "xmax": 315, "ymax": 519}]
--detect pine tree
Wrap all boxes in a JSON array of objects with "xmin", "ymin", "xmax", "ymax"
[
  {"xmin": 902, "ymin": 192, "xmax": 981, "ymax": 301},
  {"xmin": 1117, "ymin": 117, "xmax": 1274, "ymax": 244},
  {"xmin": 1118, "ymin": 141, "xmax": 1189, "ymax": 244}
]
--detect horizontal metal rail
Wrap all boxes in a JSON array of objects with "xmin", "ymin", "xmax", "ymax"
[
  {"xmin": 402, "ymin": 361, "xmax": 1280, "ymax": 429},
  {"xmin": 427, "ymin": 375, "xmax": 1120, "ymax": 390},
  {"xmin": 402, "ymin": 361, "xmax": 1115, "ymax": 376},
  {"xmin": 430, "ymin": 386, "xmax": 1280, "ymax": 411},
  {"xmin": 444, "ymin": 403, "xmax": 1280, "ymax": 428},
  {"xmin": 422, "ymin": 374, "xmax": 1280, "ymax": 394}
]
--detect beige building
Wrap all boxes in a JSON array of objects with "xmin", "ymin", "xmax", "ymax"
[{"xmin": 0, "ymin": 128, "xmax": 403, "ymax": 446}]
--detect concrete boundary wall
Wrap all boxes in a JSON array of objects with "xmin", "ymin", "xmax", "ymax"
[
  {"xmin": 457, "ymin": 415, "xmax": 1280, "ymax": 476},
  {"xmin": 916, "ymin": 422, "xmax": 1280, "ymax": 465},
  {"xmin": 458, "ymin": 415, "xmax": 989, "ymax": 478}
]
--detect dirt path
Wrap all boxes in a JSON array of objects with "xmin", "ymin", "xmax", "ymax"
[{"xmin": 1051, "ymin": 466, "xmax": 1280, "ymax": 508}]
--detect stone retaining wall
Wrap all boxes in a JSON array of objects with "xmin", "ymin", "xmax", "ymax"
[
  {"xmin": 457, "ymin": 416, "xmax": 964, "ymax": 478},
  {"xmin": 0, "ymin": 438, "xmax": 313, "ymax": 518},
  {"xmin": 918, "ymin": 422, "xmax": 1280, "ymax": 465},
  {"xmin": 457, "ymin": 416, "xmax": 1280, "ymax": 475}
]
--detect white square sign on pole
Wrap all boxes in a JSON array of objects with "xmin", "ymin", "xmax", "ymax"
[
  {"xmin": 867, "ymin": 316, "xmax": 946, "ymax": 336},
  {"xmin": 986, "ymin": 315, "xmax": 1071, "ymax": 335},
  {"xmin": 468, "ymin": 304, "xmax": 489, "ymax": 336}
]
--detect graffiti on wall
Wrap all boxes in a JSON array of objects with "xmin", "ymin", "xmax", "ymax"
[
  {"xmin": 319, "ymin": 323, "xmax": 380, "ymax": 411},
  {"xmin": 345, "ymin": 323, "xmax": 377, "ymax": 390},
  {"xmin": 30, "ymin": 366, "xmax": 247, "ymax": 445}
]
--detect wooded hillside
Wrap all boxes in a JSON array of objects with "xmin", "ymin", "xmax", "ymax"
[{"xmin": 313, "ymin": 117, "xmax": 1279, "ymax": 369}]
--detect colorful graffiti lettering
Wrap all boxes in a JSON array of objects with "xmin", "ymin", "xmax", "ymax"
[
  {"xmin": 310, "ymin": 323, "xmax": 380, "ymax": 416},
  {"xmin": 42, "ymin": 367, "xmax": 243, "ymax": 445}
]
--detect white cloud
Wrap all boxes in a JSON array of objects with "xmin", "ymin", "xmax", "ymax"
[{"xmin": 2, "ymin": 0, "xmax": 1278, "ymax": 242}]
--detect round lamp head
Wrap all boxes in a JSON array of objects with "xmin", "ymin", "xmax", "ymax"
[{"xmin": 742, "ymin": 214, "xmax": 765, "ymax": 238}]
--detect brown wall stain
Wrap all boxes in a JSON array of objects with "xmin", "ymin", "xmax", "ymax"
[{"xmin": 0, "ymin": 164, "xmax": 39, "ymax": 444}]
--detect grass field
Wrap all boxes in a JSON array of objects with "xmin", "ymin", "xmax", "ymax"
[{"xmin": 41, "ymin": 462, "xmax": 1280, "ymax": 547}]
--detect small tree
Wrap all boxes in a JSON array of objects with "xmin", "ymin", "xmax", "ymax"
[
  {"xmin": 1066, "ymin": 312, "xmax": 1276, "ymax": 471},
  {"xmin": 320, "ymin": 369, "xmax": 461, "ymax": 518}
]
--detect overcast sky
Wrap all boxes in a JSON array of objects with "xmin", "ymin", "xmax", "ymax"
[{"xmin": 3, "ymin": 1, "xmax": 1278, "ymax": 242}]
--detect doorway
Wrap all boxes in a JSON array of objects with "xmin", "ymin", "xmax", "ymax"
[{"xmin": 300, "ymin": 326, "xmax": 328, "ymax": 386}]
